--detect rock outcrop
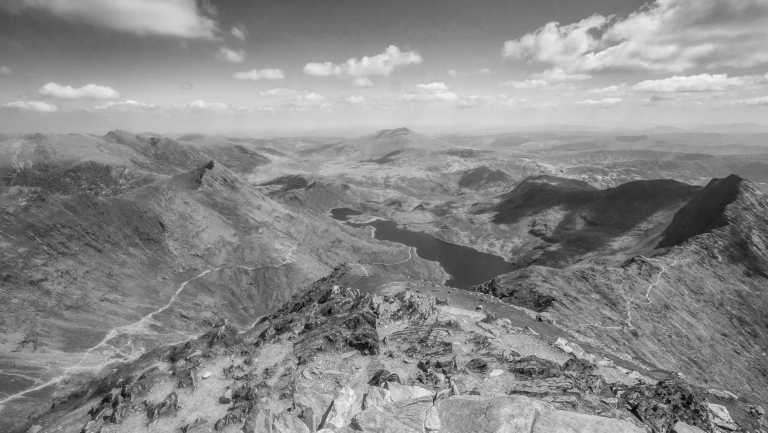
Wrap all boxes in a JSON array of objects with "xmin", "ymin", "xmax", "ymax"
[{"xmin": 24, "ymin": 267, "xmax": 759, "ymax": 433}]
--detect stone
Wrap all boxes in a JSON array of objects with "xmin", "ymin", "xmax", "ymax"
[
  {"xmin": 385, "ymin": 382, "xmax": 433, "ymax": 402},
  {"xmin": 322, "ymin": 385, "xmax": 358, "ymax": 430},
  {"xmin": 673, "ymin": 421, "xmax": 708, "ymax": 433},
  {"xmin": 436, "ymin": 395, "xmax": 645, "ymax": 433},
  {"xmin": 708, "ymin": 403, "xmax": 739, "ymax": 430},
  {"xmin": 273, "ymin": 412, "xmax": 311, "ymax": 433}
]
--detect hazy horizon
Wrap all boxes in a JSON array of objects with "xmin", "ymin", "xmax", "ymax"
[{"xmin": 1, "ymin": 0, "xmax": 768, "ymax": 133}]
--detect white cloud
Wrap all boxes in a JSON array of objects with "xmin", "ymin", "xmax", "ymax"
[
  {"xmin": 0, "ymin": 66, "xmax": 11, "ymax": 76},
  {"xmin": 218, "ymin": 47, "xmax": 245, "ymax": 64},
  {"xmin": 259, "ymin": 88, "xmax": 297, "ymax": 96},
  {"xmin": 303, "ymin": 45, "xmax": 422, "ymax": 78},
  {"xmin": 234, "ymin": 68, "xmax": 285, "ymax": 80},
  {"xmin": 737, "ymin": 96, "xmax": 768, "ymax": 106},
  {"xmin": 416, "ymin": 82, "xmax": 449, "ymax": 91},
  {"xmin": 93, "ymin": 99, "xmax": 156, "ymax": 110},
  {"xmin": 230, "ymin": 25, "xmax": 246, "ymax": 41},
  {"xmin": 3, "ymin": 100, "xmax": 58, "ymax": 112},
  {"xmin": 589, "ymin": 84, "xmax": 626, "ymax": 94},
  {"xmin": 346, "ymin": 96, "xmax": 365, "ymax": 104},
  {"xmin": 185, "ymin": 100, "xmax": 229, "ymax": 110},
  {"xmin": 3, "ymin": 0, "xmax": 218, "ymax": 39},
  {"xmin": 576, "ymin": 97, "xmax": 623, "ymax": 107},
  {"xmin": 301, "ymin": 92, "xmax": 325, "ymax": 102},
  {"xmin": 502, "ymin": 0, "xmax": 768, "ymax": 73},
  {"xmin": 503, "ymin": 79, "xmax": 548, "ymax": 89},
  {"xmin": 353, "ymin": 77, "xmax": 373, "ymax": 87},
  {"xmin": 38, "ymin": 82, "xmax": 119, "ymax": 99},
  {"xmin": 532, "ymin": 68, "xmax": 591, "ymax": 82},
  {"xmin": 633, "ymin": 74, "xmax": 744, "ymax": 92},
  {"xmin": 402, "ymin": 82, "xmax": 458, "ymax": 102}
]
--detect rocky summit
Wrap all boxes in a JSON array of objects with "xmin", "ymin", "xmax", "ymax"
[{"xmin": 18, "ymin": 264, "xmax": 763, "ymax": 433}]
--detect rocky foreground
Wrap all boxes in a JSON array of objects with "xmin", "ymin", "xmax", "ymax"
[{"xmin": 25, "ymin": 267, "xmax": 765, "ymax": 433}]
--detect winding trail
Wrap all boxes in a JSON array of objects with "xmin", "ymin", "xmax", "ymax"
[
  {"xmin": 0, "ymin": 239, "xmax": 301, "ymax": 408},
  {"xmin": 0, "ymin": 267, "xmax": 222, "ymax": 407}
]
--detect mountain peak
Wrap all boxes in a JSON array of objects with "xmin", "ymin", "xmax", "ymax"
[
  {"xmin": 657, "ymin": 174, "xmax": 744, "ymax": 248},
  {"xmin": 373, "ymin": 127, "xmax": 413, "ymax": 139}
]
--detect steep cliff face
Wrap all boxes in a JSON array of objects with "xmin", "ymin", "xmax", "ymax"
[
  {"xmin": 24, "ymin": 268, "xmax": 759, "ymax": 433},
  {"xmin": 474, "ymin": 178, "xmax": 768, "ymax": 418}
]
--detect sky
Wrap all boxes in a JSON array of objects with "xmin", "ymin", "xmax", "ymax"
[{"xmin": 1, "ymin": 0, "xmax": 768, "ymax": 134}]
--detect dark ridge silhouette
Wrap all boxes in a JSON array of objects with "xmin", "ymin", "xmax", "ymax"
[
  {"xmin": 493, "ymin": 175, "xmax": 598, "ymax": 224},
  {"xmin": 658, "ymin": 174, "xmax": 743, "ymax": 248},
  {"xmin": 260, "ymin": 174, "xmax": 310, "ymax": 192},
  {"xmin": 373, "ymin": 127, "xmax": 412, "ymax": 139},
  {"xmin": 458, "ymin": 166, "xmax": 510, "ymax": 189},
  {"xmin": 365, "ymin": 150, "xmax": 404, "ymax": 164}
]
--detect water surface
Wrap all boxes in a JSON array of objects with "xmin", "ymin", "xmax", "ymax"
[{"xmin": 331, "ymin": 208, "xmax": 517, "ymax": 288}]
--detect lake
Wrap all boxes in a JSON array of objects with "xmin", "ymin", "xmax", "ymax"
[{"xmin": 331, "ymin": 208, "xmax": 517, "ymax": 288}]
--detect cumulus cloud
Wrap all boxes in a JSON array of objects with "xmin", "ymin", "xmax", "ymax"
[
  {"xmin": 38, "ymin": 82, "xmax": 119, "ymax": 99},
  {"xmin": 0, "ymin": 66, "xmax": 11, "ymax": 76},
  {"xmin": 576, "ymin": 97, "xmax": 623, "ymax": 107},
  {"xmin": 402, "ymin": 82, "xmax": 458, "ymax": 102},
  {"xmin": 345, "ymin": 96, "xmax": 365, "ymax": 104},
  {"xmin": 218, "ymin": 47, "xmax": 245, "ymax": 64},
  {"xmin": 230, "ymin": 25, "xmax": 247, "ymax": 41},
  {"xmin": 259, "ymin": 88, "xmax": 298, "ymax": 97},
  {"xmin": 503, "ymin": 79, "xmax": 548, "ymax": 89},
  {"xmin": 185, "ymin": 99, "xmax": 229, "ymax": 110},
  {"xmin": 353, "ymin": 77, "xmax": 373, "ymax": 87},
  {"xmin": 3, "ymin": 0, "xmax": 218, "ymax": 39},
  {"xmin": 416, "ymin": 82, "xmax": 449, "ymax": 91},
  {"xmin": 589, "ymin": 84, "xmax": 626, "ymax": 94},
  {"xmin": 503, "ymin": 0, "xmax": 768, "ymax": 73},
  {"xmin": 633, "ymin": 74, "xmax": 744, "ymax": 92},
  {"xmin": 739, "ymin": 96, "xmax": 768, "ymax": 106},
  {"xmin": 93, "ymin": 99, "xmax": 156, "ymax": 110},
  {"xmin": 533, "ymin": 68, "xmax": 591, "ymax": 82},
  {"xmin": 303, "ymin": 45, "xmax": 422, "ymax": 78},
  {"xmin": 234, "ymin": 68, "xmax": 285, "ymax": 80},
  {"xmin": 3, "ymin": 100, "xmax": 58, "ymax": 112}
]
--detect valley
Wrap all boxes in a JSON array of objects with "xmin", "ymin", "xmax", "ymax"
[{"xmin": 1, "ymin": 128, "xmax": 767, "ymax": 433}]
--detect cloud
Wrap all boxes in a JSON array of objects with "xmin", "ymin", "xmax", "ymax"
[
  {"xmin": 532, "ymin": 68, "xmax": 591, "ymax": 82},
  {"xmin": 353, "ymin": 77, "xmax": 373, "ymax": 87},
  {"xmin": 38, "ymin": 82, "xmax": 119, "ymax": 99},
  {"xmin": 234, "ymin": 68, "xmax": 285, "ymax": 80},
  {"xmin": 218, "ymin": 47, "xmax": 245, "ymax": 64},
  {"xmin": 576, "ymin": 97, "xmax": 623, "ymax": 107},
  {"xmin": 589, "ymin": 84, "xmax": 626, "ymax": 94},
  {"xmin": 93, "ymin": 99, "xmax": 156, "ymax": 110},
  {"xmin": 503, "ymin": 79, "xmax": 547, "ymax": 89},
  {"xmin": 402, "ymin": 82, "xmax": 458, "ymax": 102},
  {"xmin": 303, "ymin": 45, "xmax": 422, "ymax": 78},
  {"xmin": 633, "ymin": 74, "xmax": 744, "ymax": 92},
  {"xmin": 3, "ymin": 0, "xmax": 218, "ymax": 39},
  {"xmin": 416, "ymin": 82, "xmax": 449, "ymax": 91},
  {"xmin": 737, "ymin": 96, "xmax": 768, "ymax": 106},
  {"xmin": 3, "ymin": 100, "xmax": 58, "ymax": 112},
  {"xmin": 502, "ymin": 0, "xmax": 768, "ymax": 72},
  {"xmin": 301, "ymin": 92, "xmax": 325, "ymax": 102},
  {"xmin": 259, "ymin": 88, "xmax": 298, "ymax": 96},
  {"xmin": 0, "ymin": 66, "xmax": 11, "ymax": 76},
  {"xmin": 230, "ymin": 25, "xmax": 247, "ymax": 41},
  {"xmin": 185, "ymin": 99, "xmax": 229, "ymax": 110},
  {"xmin": 345, "ymin": 96, "xmax": 365, "ymax": 104},
  {"xmin": 448, "ymin": 69, "xmax": 457, "ymax": 78}
]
